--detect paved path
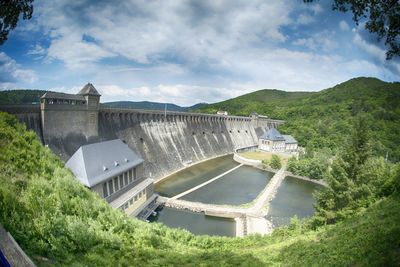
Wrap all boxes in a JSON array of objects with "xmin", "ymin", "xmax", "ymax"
[
  {"xmin": 171, "ymin": 164, "xmax": 244, "ymax": 199},
  {"xmin": 250, "ymin": 168, "xmax": 286, "ymax": 216}
]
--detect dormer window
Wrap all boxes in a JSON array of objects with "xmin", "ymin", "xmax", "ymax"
[
  {"xmin": 124, "ymin": 158, "xmax": 129, "ymax": 162},
  {"xmin": 103, "ymin": 166, "xmax": 108, "ymax": 171},
  {"xmin": 114, "ymin": 161, "xmax": 119, "ymax": 166}
]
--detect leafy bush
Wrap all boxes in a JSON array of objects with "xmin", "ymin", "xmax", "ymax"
[{"xmin": 269, "ymin": 155, "xmax": 282, "ymax": 169}]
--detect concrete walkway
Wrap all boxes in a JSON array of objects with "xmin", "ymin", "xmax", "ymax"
[
  {"xmin": 158, "ymin": 167, "xmax": 287, "ymax": 236},
  {"xmin": 171, "ymin": 163, "xmax": 244, "ymax": 199},
  {"xmin": 250, "ymin": 168, "xmax": 286, "ymax": 216}
]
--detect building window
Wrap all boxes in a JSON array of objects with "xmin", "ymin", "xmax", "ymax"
[
  {"xmin": 128, "ymin": 169, "xmax": 133, "ymax": 183},
  {"xmin": 119, "ymin": 175, "xmax": 123, "ymax": 188},
  {"xmin": 129, "ymin": 199, "xmax": 133, "ymax": 205},
  {"xmin": 134, "ymin": 168, "xmax": 136, "ymax": 180},
  {"xmin": 108, "ymin": 180, "xmax": 114, "ymax": 195},
  {"xmin": 114, "ymin": 177, "xmax": 119, "ymax": 192},
  {"xmin": 103, "ymin": 183, "xmax": 108, "ymax": 197},
  {"xmin": 124, "ymin": 172, "xmax": 128, "ymax": 185},
  {"xmin": 134, "ymin": 195, "xmax": 138, "ymax": 201}
]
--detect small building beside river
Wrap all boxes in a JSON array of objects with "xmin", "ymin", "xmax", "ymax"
[{"xmin": 258, "ymin": 128, "xmax": 298, "ymax": 153}]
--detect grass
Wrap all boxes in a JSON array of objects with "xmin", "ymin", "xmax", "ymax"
[{"xmin": 239, "ymin": 150, "xmax": 290, "ymax": 167}]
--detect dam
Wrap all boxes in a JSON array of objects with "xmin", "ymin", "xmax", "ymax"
[
  {"xmin": 0, "ymin": 84, "xmax": 323, "ymax": 237},
  {"xmin": 0, "ymin": 85, "xmax": 283, "ymax": 181}
]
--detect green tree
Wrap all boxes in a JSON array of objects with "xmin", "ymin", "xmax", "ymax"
[
  {"xmin": 270, "ymin": 154, "xmax": 282, "ymax": 169},
  {"xmin": 0, "ymin": 0, "xmax": 34, "ymax": 45},
  {"xmin": 314, "ymin": 114, "xmax": 385, "ymax": 223}
]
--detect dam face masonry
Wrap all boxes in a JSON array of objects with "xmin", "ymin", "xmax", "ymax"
[{"xmin": 0, "ymin": 84, "xmax": 284, "ymax": 180}]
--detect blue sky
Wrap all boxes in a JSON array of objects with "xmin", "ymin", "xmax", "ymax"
[{"xmin": 0, "ymin": 0, "xmax": 399, "ymax": 106}]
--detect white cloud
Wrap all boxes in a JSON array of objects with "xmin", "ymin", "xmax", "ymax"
[
  {"xmin": 339, "ymin": 20, "xmax": 350, "ymax": 31},
  {"xmin": 27, "ymin": 44, "xmax": 47, "ymax": 59},
  {"xmin": 353, "ymin": 31, "xmax": 400, "ymax": 75},
  {"xmin": 0, "ymin": 52, "xmax": 37, "ymax": 89},
  {"xmin": 8, "ymin": 0, "xmax": 398, "ymax": 104},
  {"xmin": 292, "ymin": 32, "xmax": 337, "ymax": 52},
  {"xmin": 297, "ymin": 14, "xmax": 314, "ymax": 25},
  {"xmin": 46, "ymin": 31, "xmax": 115, "ymax": 69},
  {"xmin": 97, "ymin": 84, "xmax": 239, "ymax": 106},
  {"xmin": 310, "ymin": 4, "xmax": 323, "ymax": 15},
  {"xmin": 33, "ymin": 0, "xmax": 294, "ymax": 68}
]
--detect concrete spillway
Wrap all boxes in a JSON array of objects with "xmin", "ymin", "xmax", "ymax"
[{"xmin": 97, "ymin": 109, "xmax": 279, "ymax": 180}]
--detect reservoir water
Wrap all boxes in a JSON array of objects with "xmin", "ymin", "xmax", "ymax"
[
  {"xmin": 181, "ymin": 165, "xmax": 273, "ymax": 205},
  {"xmin": 153, "ymin": 207, "xmax": 236, "ymax": 237},
  {"xmin": 266, "ymin": 176, "xmax": 324, "ymax": 227},
  {"xmin": 153, "ymin": 155, "xmax": 322, "ymax": 236},
  {"xmin": 155, "ymin": 154, "xmax": 239, "ymax": 197}
]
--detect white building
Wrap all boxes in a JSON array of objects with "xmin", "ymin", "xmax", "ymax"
[
  {"xmin": 66, "ymin": 139, "xmax": 157, "ymax": 218},
  {"xmin": 258, "ymin": 128, "xmax": 298, "ymax": 153},
  {"xmin": 217, "ymin": 110, "xmax": 228, "ymax": 115}
]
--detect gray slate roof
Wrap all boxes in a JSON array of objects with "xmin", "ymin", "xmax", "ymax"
[
  {"xmin": 260, "ymin": 128, "xmax": 285, "ymax": 141},
  {"xmin": 78, "ymin": 83, "xmax": 101, "ymax": 96},
  {"xmin": 66, "ymin": 139, "xmax": 143, "ymax": 187},
  {"xmin": 283, "ymin": 135, "xmax": 297, "ymax": 144},
  {"xmin": 41, "ymin": 92, "xmax": 85, "ymax": 101}
]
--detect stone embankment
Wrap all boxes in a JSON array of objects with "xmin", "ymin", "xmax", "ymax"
[{"xmin": 284, "ymin": 171, "xmax": 328, "ymax": 187}]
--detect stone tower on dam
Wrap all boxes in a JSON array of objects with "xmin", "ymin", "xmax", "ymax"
[
  {"xmin": 39, "ymin": 84, "xmax": 102, "ymax": 157},
  {"xmin": 1, "ymin": 83, "xmax": 284, "ymax": 180}
]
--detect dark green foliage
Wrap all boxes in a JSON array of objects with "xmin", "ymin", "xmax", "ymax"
[
  {"xmin": 102, "ymin": 101, "xmax": 207, "ymax": 112},
  {"xmin": 269, "ymin": 155, "xmax": 282, "ymax": 169},
  {"xmin": 199, "ymin": 77, "xmax": 400, "ymax": 162},
  {"xmin": 0, "ymin": 0, "xmax": 34, "ymax": 45},
  {"xmin": 287, "ymin": 149, "xmax": 331, "ymax": 180},
  {"xmin": 0, "ymin": 90, "xmax": 47, "ymax": 104},
  {"xmin": 281, "ymin": 196, "xmax": 400, "ymax": 266},
  {"xmin": 313, "ymin": 114, "xmax": 397, "ymax": 225}
]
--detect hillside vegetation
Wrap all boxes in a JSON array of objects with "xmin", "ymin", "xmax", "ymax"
[
  {"xmin": 0, "ymin": 89, "xmax": 207, "ymax": 111},
  {"xmin": 0, "ymin": 90, "xmax": 46, "ymax": 104},
  {"xmin": 198, "ymin": 77, "xmax": 400, "ymax": 162},
  {"xmin": 0, "ymin": 111, "xmax": 400, "ymax": 266},
  {"xmin": 102, "ymin": 101, "xmax": 207, "ymax": 112}
]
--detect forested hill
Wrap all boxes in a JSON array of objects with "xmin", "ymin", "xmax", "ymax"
[
  {"xmin": 102, "ymin": 101, "xmax": 207, "ymax": 112},
  {"xmin": 0, "ymin": 90, "xmax": 46, "ymax": 104},
  {"xmin": 0, "ymin": 90, "xmax": 207, "ymax": 112},
  {"xmin": 198, "ymin": 77, "xmax": 400, "ymax": 161}
]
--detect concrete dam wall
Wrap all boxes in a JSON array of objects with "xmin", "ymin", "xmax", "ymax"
[
  {"xmin": 97, "ymin": 109, "xmax": 282, "ymax": 179},
  {"xmin": 1, "ymin": 104, "xmax": 283, "ymax": 180}
]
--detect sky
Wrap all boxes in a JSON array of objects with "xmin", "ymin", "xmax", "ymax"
[{"xmin": 0, "ymin": 0, "xmax": 399, "ymax": 106}]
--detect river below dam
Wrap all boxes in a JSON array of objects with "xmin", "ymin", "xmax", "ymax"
[
  {"xmin": 150, "ymin": 207, "xmax": 236, "ymax": 237},
  {"xmin": 266, "ymin": 176, "xmax": 324, "ymax": 227},
  {"xmin": 152, "ymin": 155, "xmax": 323, "ymax": 236}
]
